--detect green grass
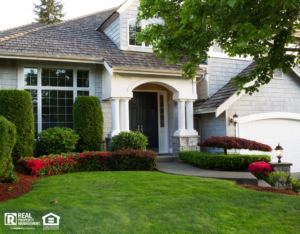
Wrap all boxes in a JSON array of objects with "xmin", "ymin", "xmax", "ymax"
[{"xmin": 0, "ymin": 171, "xmax": 300, "ymax": 234}]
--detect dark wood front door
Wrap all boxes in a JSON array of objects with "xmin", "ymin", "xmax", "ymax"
[{"xmin": 129, "ymin": 92, "xmax": 159, "ymax": 152}]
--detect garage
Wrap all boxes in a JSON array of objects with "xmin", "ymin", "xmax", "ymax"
[{"xmin": 239, "ymin": 116, "xmax": 300, "ymax": 173}]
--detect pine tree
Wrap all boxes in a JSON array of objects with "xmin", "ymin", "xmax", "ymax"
[{"xmin": 34, "ymin": 0, "xmax": 66, "ymax": 24}]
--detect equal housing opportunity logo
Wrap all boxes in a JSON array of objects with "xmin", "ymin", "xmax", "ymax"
[{"xmin": 4, "ymin": 212, "xmax": 60, "ymax": 231}]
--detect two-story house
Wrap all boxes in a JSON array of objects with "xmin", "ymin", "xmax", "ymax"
[{"xmin": 1, "ymin": 0, "xmax": 300, "ymax": 172}]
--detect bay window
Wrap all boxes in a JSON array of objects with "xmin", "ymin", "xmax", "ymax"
[{"xmin": 22, "ymin": 66, "xmax": 93, "ymax": 138}]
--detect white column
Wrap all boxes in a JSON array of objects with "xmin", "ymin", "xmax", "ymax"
[
  {"xmin": 120, "ymin": 98, "xmax": 130, "ymax": 132},
  {"xmin": 174, "ymin": 99, "xmax": 187, "ymax": 136},
  {"xmin": 109, "ymin": 98, "xmax": 120, "ymax": 137},
  {"xmin": 186, "ymin": 100, "xmax": 198, "ymax": 135}
]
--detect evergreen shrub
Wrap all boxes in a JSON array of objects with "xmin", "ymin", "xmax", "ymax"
[
  {"xmin": 0, "ymin": 89, "xmax": 34, "ymax": 163},
  {"xmin": 73, "ymin": 96, "xmax": 104, "ymax": 152},
  {"xmin": 0, "ymin": 116, "xmax": 17, "ymax": 179}
]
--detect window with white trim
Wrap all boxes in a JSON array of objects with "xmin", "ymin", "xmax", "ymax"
[
  {"xmin": 23, "ymin": 66, "xmax": 92, "ymax": 137},
  {"xmin": 128, "ymin": 19, "xmax": 154, "ymax": 47}
]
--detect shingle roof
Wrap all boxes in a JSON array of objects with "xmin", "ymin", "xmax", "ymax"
[
  {"xmin": 194, "ymin": 62, "xmax": 257, "ymax": 110},
  {"xmin": 0, "ymin": 6, "xmax": 203, "ymax": 73}
]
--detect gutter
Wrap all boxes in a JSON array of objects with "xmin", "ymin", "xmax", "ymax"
[{"xmin": 0, "ymin": 52, "xmax": 104, "ymax": 64}]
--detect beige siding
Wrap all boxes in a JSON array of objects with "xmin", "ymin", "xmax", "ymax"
[{"xmin": 0, "ymin": 58, "xmax": 17, "ymax": 89}]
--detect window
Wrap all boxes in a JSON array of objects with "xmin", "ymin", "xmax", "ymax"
[
  {"xmin": 128, "ymin": 19, "xmax": 154, "ymax": 47},
  {"xmin": 22, "ymin": 66, "xmax": 92, "ymax": 137}
]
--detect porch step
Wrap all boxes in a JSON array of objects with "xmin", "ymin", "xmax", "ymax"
[{"xmin": 157, "ymin": 155, "xmax": 180, "ymax": 163}]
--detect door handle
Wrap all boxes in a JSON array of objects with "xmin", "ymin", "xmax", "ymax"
[
  {"xmin": 141, "ymin": 125, "xmax": 143, "ymax": 133},
  {"xmin": 137, "ymin": 125, "xmax": 140, "ymax": 132}
]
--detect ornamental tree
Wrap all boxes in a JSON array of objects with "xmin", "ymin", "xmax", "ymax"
[
  {"xmin": 34, "ymin": 0, "xmax": 65, "ymax": 24},
  {"xmin": 197, "ymin": 136, "xmax": 272, "ymax": 154},
  {"xmin": 137, "ymin": 0, "xmax": 300, "ymax": 94}
]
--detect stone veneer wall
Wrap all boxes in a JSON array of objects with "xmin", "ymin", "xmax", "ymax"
[{"xmin": 172, "ymin": 136, "xmax": 200, "ymax": 156}]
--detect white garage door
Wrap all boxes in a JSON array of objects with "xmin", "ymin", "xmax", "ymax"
[{"xmin": 239, "ymin": 118, "xmax": 300, "ymax": 173}]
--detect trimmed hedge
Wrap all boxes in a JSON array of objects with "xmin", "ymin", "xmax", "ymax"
[
  {"xmin": 110, "ymin": 148, "xmax": 157, "ymax": 170},
  {"xmin": 0, "ymin": 89, "xmax": 35, "ymax": 163},
  {"xmin": 179, "ymin": 151, "xmax": 271, "ymax": 171},
  {"xmin": 0, "ymin": 116, "xmax": 17, "ymax": 179},
  {"xmin": 110, "ymin": 131, "xmax": 148, "ymax": 152},
  {"xmin": 36, "ymin": 127, "xmax": 79, "ymax": 155},
  {"xmin": 17, "ymin": 152, "xmax": 110, "ymax": 177},
  {"xmin": 73, "ymin": 96, "xmax": 104, "ymax": 152}
]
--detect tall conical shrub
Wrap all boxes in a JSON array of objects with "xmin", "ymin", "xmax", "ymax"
[
  {"xmin": 0, "ymin": 89, "xmax": 35, "ymax": 163},
  {"xmin": 0, "ymin": 116, "xmax": 16, "ymax": 178},
  {"xmin": 73, "ymin": 96, "xmax": 104, "ymax": 151}
]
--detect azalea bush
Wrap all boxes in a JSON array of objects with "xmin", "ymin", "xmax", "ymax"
[
  {"xmin": 17, "ymin": 152, "xmax": 110, "ymax": 177},
  {"xmin": 248, "ymin": 161, "xmax": 272, "ymax": 180},
  {"xmin": 110, "ymin": 148, "xmax": 157, "ymax": 170},
  {"xmin": 179, "ymin": 151, "xmax": 271, "ymax": 171},
  {"xmin": 198, "ymin": 136, "xmax": 272, "ymax": 154}
]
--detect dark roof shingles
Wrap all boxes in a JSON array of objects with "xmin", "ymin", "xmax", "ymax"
[{"xmin": 194, "ymin": 62, "xmax": 257, "ymax": 110}]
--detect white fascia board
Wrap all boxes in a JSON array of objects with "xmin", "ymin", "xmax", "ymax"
[
  {"xmin": 117, "ymin": 0, "xmax": 136, "ymax": 14},
  {"xmin": 292, "ymin": 65, "xmax": 300, "ymax": 77},
  {"xmin": 208, "ymin": 51, "xmax": 252, "ymax": 61},
  {"xmin": 104, "ymin": 61, "xmax": 113, "ymax": 75},
  {"xmin": 0, "ymin": 52, "xmax": 104, "ymax": 64},
  {"xmin": 215, "ymin": 80, "xmax": 255, "ymax": 117},
  {"xmin": 194, "ymin": 108, "xmax": 216, "ymax": 114}
]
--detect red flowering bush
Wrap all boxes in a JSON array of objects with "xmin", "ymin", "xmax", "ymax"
[
  {"xmin": 17, "ymin": 152, "xmax": 110, "ymax": 177},
  {"xmin": 198, "ymin": 136, "xmax": 272, "ymax": 154},
  {"xmin": 248, "ymin": 161, "xmax": 272, "ymax": 180}
]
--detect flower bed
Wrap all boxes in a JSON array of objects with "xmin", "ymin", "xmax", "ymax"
[
  {"xmin": 248, "ymin": 161, "xmax": 272, "ymax": 180},
  {"xmin": 179, "ymin": 151, "xmax": 271, "ymax": 171},
  {"xmin": 17, "ymin": 152, "xmax": 110, "ymax": 177}
]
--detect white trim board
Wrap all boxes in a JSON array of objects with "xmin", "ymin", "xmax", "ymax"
[{"xmin": 238, "ymin": 112, "xmax": 300, "ymax": 124}]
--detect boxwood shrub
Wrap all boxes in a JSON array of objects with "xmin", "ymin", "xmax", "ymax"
[
  {"xmin": 110, "ymin": 131, "xmax": 148, "ymax": 152},
  {"xmin": 179, "ymin": 151, "xmax": 271, "ymax": 171},
  {"xmin": 73, "ymin": 96, "xmax": 104, "ymax": 152},
  {"xmin": 0, "ymin": 116, "xmax": 17, "ymax": 179},
  {"xmin": 110, "ymin": 148, "xmax": 157, "ymax": 170},
  {"xmin": 0, "ymin": 89, "xmax": 35, "ymax": 163},
  {"xmin": 36, "ymin": 127, "xmax": 79, "ymax": 155}
]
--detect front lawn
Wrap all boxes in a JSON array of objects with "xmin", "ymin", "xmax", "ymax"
[{"xmin": 0, "ymin": 172, "xmax": 299, "ymax": 234}]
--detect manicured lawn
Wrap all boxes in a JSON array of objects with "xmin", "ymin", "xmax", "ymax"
[{"xmin": 0, "ymin": 171, "xmax": 300, "ymax": 234}]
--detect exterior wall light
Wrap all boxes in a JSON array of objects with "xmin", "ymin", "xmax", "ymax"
[
  {"xmin": 230, "ymin": 113, "xmax": 239, "ymax": 126},
  {"xmin": 275, "ymin": 143, "xmax": 283, "ymax": 163}
]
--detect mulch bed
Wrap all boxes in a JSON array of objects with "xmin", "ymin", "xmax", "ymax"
[
  {"xmin": 238, "ymin": 184, "xmax": 300, "ymax": 196},
  {"xmin": 0, "ymin": 172, "xmax": 39, "ymax": 202}
]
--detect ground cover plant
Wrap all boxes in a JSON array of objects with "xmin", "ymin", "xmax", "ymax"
[
  {"xmin": 0, "ymin": 172, "xmax": 299, "ymax": 234},
  {"xmin": 73, "ymin": 96, "xmax": 104, "ymax": 152},
  {"xmin": 17, "ymin": 152, "xmax": 110, "ymax": 177},
  {"xmin": 198, "ymin": 136, "xmax": 272, "ymax": 154},
  {"xmin": 0, "ymin": 89, "xmax": 35, "ymax": 163},
  {"xmin": 110, "ymin": 131, "xmax": 148, "ymax": 151},
  {"xmin": 179, "ymin": 151, "xmax": 271, "ymax": 171}
]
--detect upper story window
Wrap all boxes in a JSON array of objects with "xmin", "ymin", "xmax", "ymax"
[{"xmin": 128, "ymin": 19, "xmax": 154, "ymax": 47}]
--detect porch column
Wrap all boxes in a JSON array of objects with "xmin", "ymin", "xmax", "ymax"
[
  {"xmin": 174, "ymin": 99, "xmax": 187, "ymax": 136},
  {"xmin": 186, "ymin": 100, "xmax": 198, "ymax": 135},
  {"xmin": 120, "ymin": 98, "xmax": 130, "ymax": 132},
  {"xmin": 109, "ymin": 98, "xmax": 120, "ymax": 137}
]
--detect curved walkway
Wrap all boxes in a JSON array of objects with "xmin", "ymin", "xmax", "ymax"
[{"xmin": 156, "ymin": 162, "xmax": 258, "ymax": 186}]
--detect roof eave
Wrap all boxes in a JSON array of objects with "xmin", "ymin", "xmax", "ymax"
[{"xmin": 0, "ymin": 51, "xmax": 104, "ymax": 64}]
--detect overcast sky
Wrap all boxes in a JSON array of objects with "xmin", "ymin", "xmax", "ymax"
[{"xmin": 0, "ymin": 0, "xmax": 125, "ymax": 31}]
